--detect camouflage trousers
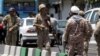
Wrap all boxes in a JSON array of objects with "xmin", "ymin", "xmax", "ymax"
[
  {"xmin": 37, "ymin": 29, "xmax": 51, "ymax": 55},
  {"xmin": 95, "ymin": 37, "xmax": 100, "ymax": 56},
  {"xmin": 83, "ymin": 41, "xmax": 89, "ymax": 56},
  {"xmin": 6, "ymin": 31, "xmax": 17, "ymax": 46},
  {"xmin": 68, "ymin": 42, "xmax": 84, "ymax": 56}
]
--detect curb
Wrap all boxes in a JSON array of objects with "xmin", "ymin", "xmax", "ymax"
[{"xmin": 0, "ymin": 45, "xmax": 67, "ymax": 56}]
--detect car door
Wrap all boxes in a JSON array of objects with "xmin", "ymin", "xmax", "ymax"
[
  {"xmin": 85, "ymin": 11, "xmax": 92, "ymax": 19},
  {"xmin": 89, "ymin": 10, "xmax": 99, "ymax": 30}
]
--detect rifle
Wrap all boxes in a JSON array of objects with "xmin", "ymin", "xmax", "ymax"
[{"xmin": 34, "ymin": 24, "xmax": 45, "ymax": 30}]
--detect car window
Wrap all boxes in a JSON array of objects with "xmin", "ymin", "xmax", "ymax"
[
  {"xmin": 90, "ymin": 10, "xmax": 99, "ymax": 24},
  {"xmin": 20, "ymin": 19, "xmax": 24, "ymax": 26},
  {"xmin": 57, "ymin": 21, "xmax": 66, "ymax": 28},
  {"xmin": 85, "ymin": 11, "xmax": 92, "ymax": 20},
  {"xmin": 26, "ymin": 19, "xmax": 34, "ymax": 26}
]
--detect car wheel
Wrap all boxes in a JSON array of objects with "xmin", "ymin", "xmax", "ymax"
[
  {"xmin": 21, "ymin": 40, "xmax": 26, "ymax": 47},
  {"xmin": 51, "ymin": 40, "xmax": 55, "ymax": 47},
  {"xmin": 19, "ymin": 34, "xmax": 22, "ymax": 41}
]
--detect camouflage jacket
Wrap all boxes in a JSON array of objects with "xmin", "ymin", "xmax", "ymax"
[
  {"xmin": 3, "ymin": 14, "xmax": 19, "ymax": 31},
  {"xmin": 34, "ymin": 13, "xmax": 52, "ymax": 32},
  {"xmin": 94, "ymin": 21, "xmax": 100, "ymax": 37},
  {"xmin": 63, "ymin": 15, "xmax": 92, "ymax": 44}
]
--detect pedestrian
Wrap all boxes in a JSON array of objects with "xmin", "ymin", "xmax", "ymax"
[
  {"xmin": 0, "ymin": 20, "xmax": 3, "ymax": 41},
  {"xmin": 50, "ymin": 14, "xmax": 58, "ymax": 44},
  {"xmin": 3, "ymin": 7, "xmax": 19, "ymax": 46},
  {"xmin": 94, "ymin": 11, "xmax": 100, "ymax": 56},
  {"xmin": 0, "ymin": 14, "xmax": 4, "ymax": 44},
  {"xmin": 79, "ymin": 10, "xmax": 93, "ymax": 56},
  {"xmin": 28, "ymin": 12, "xmax": 36, "ymax": 18},
  {"xmin": 33, "ymin": 4, "xmax": 52, "ymax": 56},
  {"xmin": 63, "ymin": 6, "xmax": 91, "ymax": 56}
]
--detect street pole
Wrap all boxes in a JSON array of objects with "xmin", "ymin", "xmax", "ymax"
[
  {"xmin": 58, "ymin": 0, "xmax": 62, "ymax": 20},
  {"xmin": 35, "ymin": 0, "xmax": 39, "ymax": 13}
]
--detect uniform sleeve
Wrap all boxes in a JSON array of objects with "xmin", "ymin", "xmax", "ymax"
[
  {"xmin": 12, "ymin": 17, "xmax": 19, "ymax": 29},
  {"xmin": 84, "ymin": 20, "xmax": 93, "ymax": 41},
  {"xmin": 2, "ymin": 15, "xmax": 8, "ymax": 25},
  {"xmin": 63, "ymin": 20, "xmax": 71, "ymax": 42},
  {"xmin": 46, "ymin": 16, "xmax": 52, "ymax": 26},
  {"xmin": 33, "ymin": 14, "xmax": 38, "ymax": 26},
  {"xmin": 94, "ymin": 21, "xmax": 100, "ymax": 37},
  {"xmin": 33, "ymin": 14, "xmax": 40, "ymax": 31}
]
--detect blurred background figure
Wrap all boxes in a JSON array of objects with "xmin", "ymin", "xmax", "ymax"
[
  {"xmin": 79, "ymin": 10, "xmax": 85, "ymax": 17},
  {"xmin": 0, "ymin": 14, "xmax": 4, "ymax": 44},
  {"xmin": 3, "ymin": 7, "xmax": 19, "ymax": 46},
  {"xmin": 79, "ymin": 10, "xmax": 93, "ymax": 56},
  {"xmin": 94, "ymin": 11, "xmax": 100, "ymax": 56},
  {"xmin": 50, "ymin": 13, "xmax": 58, "ymax": 44},
  {"xmin": 28, "ymin": 12, "xmax": 36, "ymax": 18}
]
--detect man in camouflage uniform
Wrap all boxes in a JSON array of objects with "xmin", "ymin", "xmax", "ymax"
[
  {"xmin": 3, "ymin": 8, "xmax": 19, "ymax": 46},
  {"xmin": 34, "ymin": 4, "xmax": 51, "ymax": 55},
  {"xmin": 79, "ymin": 11, "xmax": 93, "ymax": 56},
  {"xmin": 63, "ymin": 6, "xmax": 91, "ymax": 56},
  {"xmin": 94, "ymin": 11, "xmax": 100, "ymax": 56}
]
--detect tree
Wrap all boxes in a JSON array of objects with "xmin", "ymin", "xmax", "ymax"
[
  {"xmin": 74, "ymin": 0, "xmax": 85, "ymax": 10},
  {"xmin": 88, "ymin": 0, "xmax": 100, "ymax": 4}
]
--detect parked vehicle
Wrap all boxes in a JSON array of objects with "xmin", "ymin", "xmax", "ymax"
[
  {"xmin": 85, "ymin": 8, "xmax": 100, "ymax": 44},
  {"xmin": 19, "ymin": 17, "xmax": 54, "ymax": 46},
  {"xmin": 85, "ymin": 8, "xmax": 100, "ymax": 30},
  {"xmin": 56, "ymin": 20, "xmax": 67, "ymax": 45}
]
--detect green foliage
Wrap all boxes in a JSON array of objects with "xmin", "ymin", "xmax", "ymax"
[{"xmin": 88, "ymin": 0, "xmax": 100, "ymax": 4}]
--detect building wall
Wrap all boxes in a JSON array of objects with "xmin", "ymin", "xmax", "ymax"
[
  {"xmin": 49, "ymin": 0, "xmax": 72, "ymax": 20},
  {"xmin": 61, "ymin": 0, "xmax": 72, "ymax": 19}
]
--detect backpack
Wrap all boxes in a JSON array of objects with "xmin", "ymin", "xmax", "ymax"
[{"xmin": 71, "ymin": 19, "xmax": 83, "ymax": 41}]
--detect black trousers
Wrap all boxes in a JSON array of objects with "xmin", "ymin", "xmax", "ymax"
[
  {"xmin": 0, "ymin": 29, "xmax": 6, "ymax": 44},
  {"xmin": 0, "ymin": 29, "xmax": 3, "ymax": 43}
]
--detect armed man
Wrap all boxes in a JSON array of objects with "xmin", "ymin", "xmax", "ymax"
[
  {"xmin": 63, "ymin": 6, "xmax": 92, "ymax": 56},
  {"xmin": 3, "ymin": 7, "xmax": 19, "ymax": 46},
  {"xmin": 79, "ymin": 10, "xmax": 93, "ymax": 56},
  {"xmin": 33, "ymin": 4, "xmax": 52, "ymax": 56},
  {"xmin": 94, "ymin": 11, "xmax": 100, "ymax": 56}
]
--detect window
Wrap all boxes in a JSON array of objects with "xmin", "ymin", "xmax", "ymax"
[
  {"xmin": 26, "ymin": 19, "xmax": 34, "ymax": 26},
  {"xmin": 20, "ymin": 19, "xmax": 24, "ymax": 26},
  {"xmin": 85, "ymin": 11, "xmax": 92, "ymax": 20},
  {"xmin": 57, "ymin": 21, "xmax": 66, "ymax": 28},
  {"xmin": 90, "ymin": 10, "xmax": 99, "ymax": 24}
]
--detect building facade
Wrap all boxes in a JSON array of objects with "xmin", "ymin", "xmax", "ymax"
[
  {"xmin": 2, "ymin": 0, "xmax": 86, "ymax": 19},
  {"xmin": 39, "ymin": 0, "xmax": 85, "ymax": 20}
]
